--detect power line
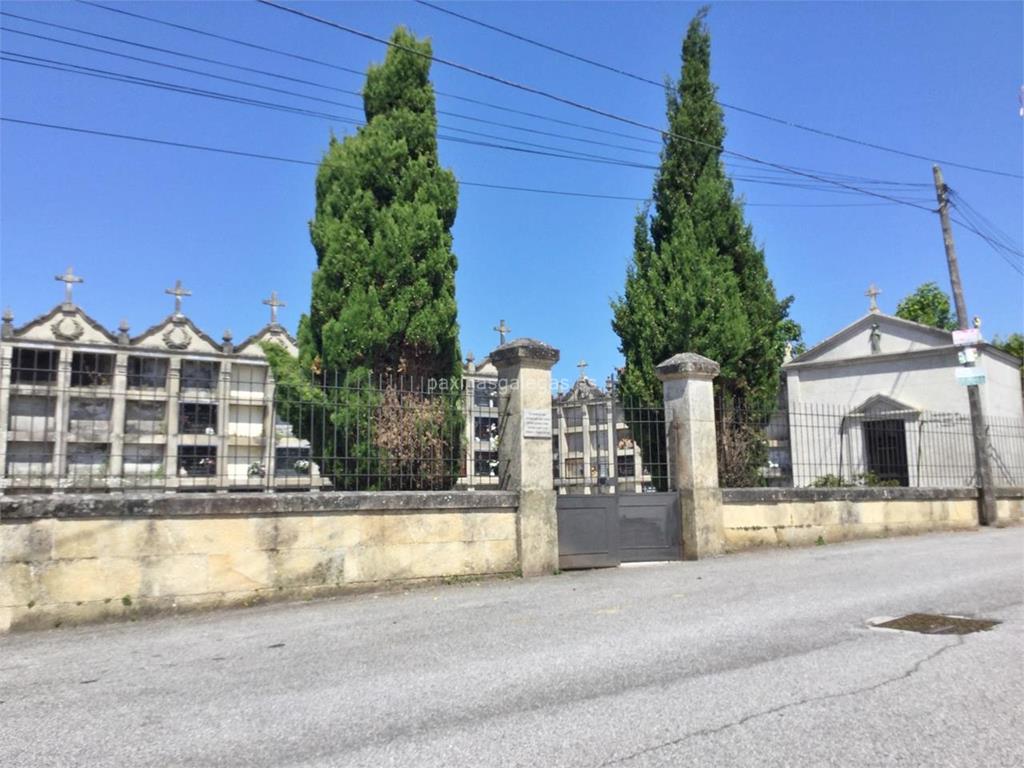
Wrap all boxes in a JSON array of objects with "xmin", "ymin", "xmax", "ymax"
[
  {"xmin": 0, "ymin": 10, "xmax": 361, "ymax": 96},
  {"xmin": 55, "ymin": 3, "xmax": 932, "ymax": 191},
  {"xmin": 255, "ymin": 0, "xmax": 939, "ymax": 212},
  {"xmin": 947, "ymin": 189, "xmax": 1023, "ymax": 258},
  {"xmin": 0, "ymin": 52, "xmax": 663, "ymax": 172},
  {"xmin": 0, "ymin": 116, "xmax": 321, "ymax": 166},
  {"xmin": 0, "ymin": 117, "xmax": 915, "ymax": 208},
  {"xmin": 1, "ymin": 26, "xmax": 368, "ymax": 112},
  {"xmin": 0, "ymin": 23, "xmax": 659, "ymax": 158},
  {"xmin": 3, "ymin": 50, "xmax": 934, "ymax": 201},
  {"xmin": 413, "ymin": 0, "xmax": 1023, "ymax": 181},
  {"xmin": 70, "ymin": 1, "xmax": 661, "ymax": 147},
  {"xmin": 950, "ymin": 215, "xmax": 1024, "ymax": 275},
  {"xmin": 2, "ymin": 23, "xmax": 933, "ymax": 191}
]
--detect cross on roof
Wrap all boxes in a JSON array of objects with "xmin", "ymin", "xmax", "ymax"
[
  {"xmin": 262, "ymin": 290, "xmax": 285, "ymax": 325},
  {"xmin": 55, "ymin": 266, "xmax": 84, "ymax": 306},
  {"xmin": 165, "ymin": 280, "xmax": 191, "ymax": 316},
  {"xmin": 494, "ymin": 319, "xmax": 510, "ymax": 345},
  {"xmin": 865, "ymin": 283, "xmax": 881, "ymax": 313},
  {"xmin": 577, "ymin": 358, "xmax": 588, "ymax": 378}
]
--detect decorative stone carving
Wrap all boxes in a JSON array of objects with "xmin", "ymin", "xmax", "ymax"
[
  {"xmin": 163, "ymin": 325, "xmax": 192, "ymax": 350},
  {"xmin": 51, "ymin": 315, "xmax": 84, "ymax": 341}
]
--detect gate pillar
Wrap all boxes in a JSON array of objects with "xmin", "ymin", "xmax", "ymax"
[
  {"xmin": 490, "ymin": 339, "xmax": 560, "ymax": 576},
  {"xmin": 656, "ymin": 353, "xmax": 724, "ymax": 559}
]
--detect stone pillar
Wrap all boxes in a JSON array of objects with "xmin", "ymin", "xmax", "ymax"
[
  {"xmin": 490, "ymin": 339, "xmax": 560, "ymax": 577},
  {"xmin": 216, "ymin": 360, "xmax": 231, "ymax": 491},
  {"xmin": 555, "ymin": 405, "xmax": 567, "ymax": 494},
  {"xmin": 0, "ymin": 344, "xmax": 12, "ymax": 489},
  {"xmin": 164, "ymin": 358, "xmax": 181, "ymax": 491},
  {"xmin": 108, "ymin": 352, "xmax": 128, "ymax": 485},
  {"xmin": 656, "ymin": 353, "xmax": 724, "ymax": 560},
  {"xmin": 52, "ymin": 348, "xmax": 73, "ymax": 488},
  {"xmin": 262, "ymin": 366, "xmax": 277, "ymax": 491},
  {"xmin": 605, "ymin": 398, "xmax": 618, "ymax": 493},
  {"xmin": 580, "ymin": 401, "xmax": 592, "ymax": 494}
]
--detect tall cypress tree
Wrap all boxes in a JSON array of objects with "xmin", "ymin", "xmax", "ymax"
[
  {"xmin": 302, "ymin": 27, "xmax": 460, "ymax": 385},
  {"xmin": 267, "ymin": 27, "xmax": 462, "ymax": 489},
  {"xmin": 613, "ymin": 7, "xmax": 798, "ymax": 406},
  {"xmin": 612, "ymin": 8, "xmax": 800, "ymax": 484}
]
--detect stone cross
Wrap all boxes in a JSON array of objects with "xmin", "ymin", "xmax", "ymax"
[
  {"xmin": 263, "ymin": 290, "xmax": 285, "ymax": 325},
  {"xmin": 865, "ymin": 283, "xmax": 881, "ymax": 313},
  {"xmin": 577, "ymin": 358, "xmax": 588, "ymax": 378},
  {"xmin": 165, "ymin": 280, "xmax": 191, "ymax": 316},
  {"xmin": 55, "ymin": 266, "xmax": 84, "ymax": 306},
  {"xmin": 494, "ymin": 319, "xmax": 510, "ymax": 346}
]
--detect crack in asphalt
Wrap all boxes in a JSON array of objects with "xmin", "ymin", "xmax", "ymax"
[{"xmin": 597, "ymin": 636, "xmax": 967, "ymax": 767}]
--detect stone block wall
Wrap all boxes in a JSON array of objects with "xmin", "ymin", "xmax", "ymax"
[
  {"xmin": 720, "ymin": 487, "xmax": 1022, "ymax": 552},
  {"xmin": 0, "ymin": 491, "xmax": 518, "ymax": 632}
]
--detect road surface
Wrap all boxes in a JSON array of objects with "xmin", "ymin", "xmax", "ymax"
[{"xmin": 2, "ymin": 528, "xmax": 1022, "ymax": 767}]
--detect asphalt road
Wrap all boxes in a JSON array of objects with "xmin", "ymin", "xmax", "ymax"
[{"xmin": 2, "ymin": 528, "xmax": 1022, "ymax": 767}]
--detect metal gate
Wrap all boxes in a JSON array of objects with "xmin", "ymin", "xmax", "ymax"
[
  {"xmin": 551, "ymin": 383, "xmax": 681, "ymax": 569},
  {"xmin": 556, "ymin": 492, "xmax": 680, "ymax": 569}
]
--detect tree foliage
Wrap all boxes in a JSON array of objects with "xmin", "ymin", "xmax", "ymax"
[
  {"xmin": 267, "ymin": 28, "xmax": 462, "ymax": 489},
  {"xmin": 612, "ymin": 8, "xmax": 798, "ymax": 410},
  {"xmin": 611, "ymin": 8, "xmax": 799, "ymax": 486},
  {"xmin": 992, "ymin": 332, "xmax": 1024, "ymax": 388},
  {"xmin": 894, "ymin": 282, "xmax": 957, "ymax": 331}
]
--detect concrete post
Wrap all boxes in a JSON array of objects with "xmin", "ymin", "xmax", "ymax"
[
  {"xmin": 656, "ymin": 353, "xmax": 724, "ymax": 560},
  {"xmin": 261, "ymin": 368, "xmax": 277, "ymax": 491},
  {"xmin": 52, "ymin": 348, "xmax": 73, "ymax": 488},
  {"xmin": 0, "ymin": 344, "xmax": 12, "ymax": 490},
  {"xmin": 108, "ymin": 352, "xmax": 128, "ymax": 485},
  {"xmin": 490, "ymin": 338, "xmax": 560, "ymax": 577},
  {"xmin": 215, "ymin": 360, "xmax": 231, "ymax": 492},
  {"xmin": 164, "ymin": 358, "xmax": 181, "ymax": 491}
]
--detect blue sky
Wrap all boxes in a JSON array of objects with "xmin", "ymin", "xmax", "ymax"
[{"xmin": 1, "ymin": 1, "xmax": 1021, "ymax": 386}]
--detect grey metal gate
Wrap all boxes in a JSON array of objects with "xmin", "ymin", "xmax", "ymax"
[
  {"xmin": 556, "ymin": 492, "xmax": 680, "ymax": 569},
  {"xmin": 551, "ymin": 381, "xmax": 680, "ymax": 568}
]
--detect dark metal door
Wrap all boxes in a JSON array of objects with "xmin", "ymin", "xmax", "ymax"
[
  {"xmin": 617, "ymin": 493, "xmax": 680, "ymax": 563},
  {"xmin": 556, "ymin": 492, "xmax": 681, "ymax": 569},
  {"xmin": 864, "ymin": 419, "xmax": 909, "ymax": 486},
  {"xmin": 556, "ymin": 495, "xmax": 620, "ymax": 569}
]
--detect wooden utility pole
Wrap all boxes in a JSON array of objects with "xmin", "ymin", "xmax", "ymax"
[{"xmin": 932, "ymin": 164, "xmax": 997, "ymax": 526}]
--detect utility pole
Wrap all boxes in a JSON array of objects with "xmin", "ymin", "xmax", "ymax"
[{"xmin": 932, "ymin": 164, "xmax": 997, "ymax": 526}]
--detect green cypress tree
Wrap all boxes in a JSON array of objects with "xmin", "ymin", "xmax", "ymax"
[
  {"xmin": 305, "ymin": 27, "xmax": 460, "ymax": 384},
  {"xmin": 612, "ymin": 8, "xmax": 800, "ymax": 485},
  {"xmin": 267, "ymin": 27, "xmax": 462, "ymax": 489}
]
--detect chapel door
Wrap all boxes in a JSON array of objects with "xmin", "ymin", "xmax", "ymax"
[{"xmin": 863, "ymin": 419, "xmax": 909, "ymax": 486}]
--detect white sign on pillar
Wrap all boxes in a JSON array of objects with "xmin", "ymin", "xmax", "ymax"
[{"xmin": 522, "ymin": 409, "xmax": 553, "ymax": 439}]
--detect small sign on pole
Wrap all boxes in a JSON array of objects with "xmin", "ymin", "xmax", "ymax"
[
  {"xmin": 955, "ymin": 367, "xmax": 986, "ymax": 386},
  {"xmin": 952, "ymin": 328, "xmax": 981, "ymax": 347},
  {"xmin": 957, "ymin": 347, "xmax": 978, "ymax": 365}
]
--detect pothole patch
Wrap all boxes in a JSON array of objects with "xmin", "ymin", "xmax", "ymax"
[{"xmin": 870, "ymin": 613, "xmax": 999, "ymax": 635}]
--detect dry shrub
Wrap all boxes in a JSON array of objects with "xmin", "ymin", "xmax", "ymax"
[{"xmin": 373, "ymin": 387, "xmax": 453, "ymax": 490}]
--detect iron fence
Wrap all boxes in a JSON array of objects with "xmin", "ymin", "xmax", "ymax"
[
  {"xmin": 552, "ymin": 396, "xmax": 668, "ymax": 494},
  {"xmin": 2, "ymin": 356, "xmax": 505, "ymax": 493},
  {"xmin": 715, "ymin": 399, "xmax": 1024, "ymax": 489}
]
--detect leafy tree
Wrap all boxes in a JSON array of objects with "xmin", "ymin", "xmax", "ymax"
[
  {"xmin": 894, "ymin": 282, "xmax": 957, "ymax": 331},
  {"xmin": 992, "ymin": 332, "xmax": 1024, "ymax": 387},
  {"xmin": 268, "ymin": 27, "xmax": 462, "ymax": 489},
  {"xmin": 611, "ymin": 7, "xmax": 799, "ymax": 486}
]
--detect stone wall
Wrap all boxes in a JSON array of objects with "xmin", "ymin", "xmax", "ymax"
[
  {"xmin": 720, "ymin": 487, "xmax": 1023, "ymax": 552},
  {"xmin": 0, "ymin": 491, "xmax": 519, "ymax": 632}
]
